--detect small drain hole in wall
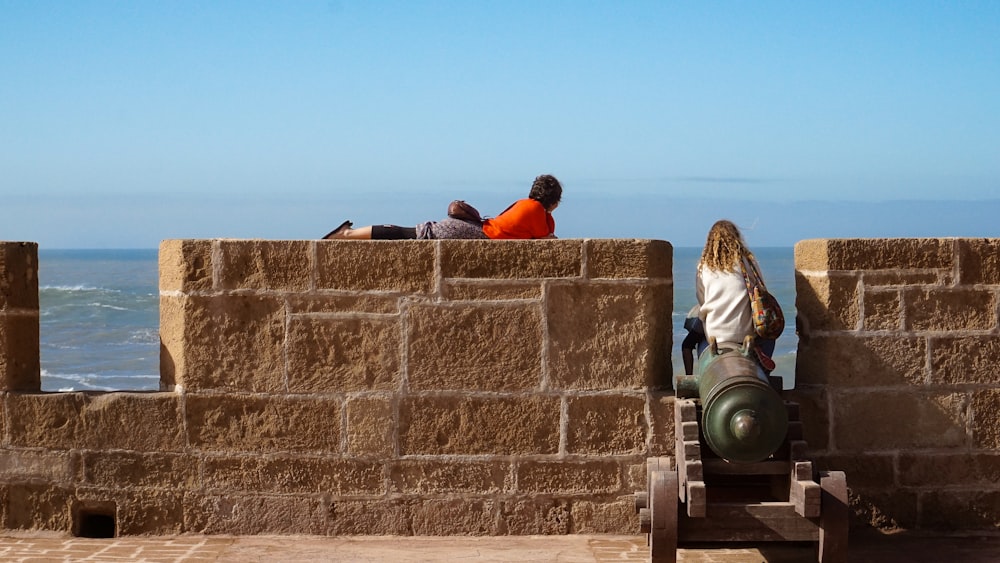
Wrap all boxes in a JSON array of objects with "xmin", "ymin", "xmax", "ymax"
[{"xmin": 75, "ymin": 507, "xmax": 116, "ymax": 538}]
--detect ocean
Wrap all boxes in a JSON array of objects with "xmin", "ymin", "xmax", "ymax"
[{"xmin": 37, "ymin": 246, "xmax": 797, "ymax": 392}]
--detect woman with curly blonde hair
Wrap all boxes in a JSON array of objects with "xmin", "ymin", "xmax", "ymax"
[{"xmin": 695, "ymin": 220, "xmax": 776, "ymax": 365}]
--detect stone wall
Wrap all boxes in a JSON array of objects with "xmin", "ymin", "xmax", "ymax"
[
  {"xmin": 793, "ymin": 238, "xmax": 1000, "ymax": 531},
  {"xmin": 0, "ymin": 239, "xmax": 676, "ymax": 536}
]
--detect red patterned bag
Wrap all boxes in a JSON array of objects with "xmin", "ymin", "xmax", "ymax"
[{"xmin": 740, "ymin": 254, "xmax": 785, "ymax": 341}]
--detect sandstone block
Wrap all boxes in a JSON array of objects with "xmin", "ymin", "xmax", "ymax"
[
  {"xmin": 812, "ymin": 453, "xmax": 893, "ymax": 488},
  {"xmin": 899, "ymin": 453, "xmax": 1000, "ymax": 487},
  {"xmin": 158, "ymin": 295, "xmax": 185, "ymax": 390},
  {"xmin": 406, "ymin": 302, "xmax": 542, "ymax": 391},
  {"xmin": 202, "ymin": 456, "xmax": 384, "ymax": 495},
  {"xmin": 2, "ymin": 483, "xmax": 71, "ymax": 531},
  {"xmin": 316, "ymin": 241, "xmax": 435, "ymax": 293},
  {"xmin": 81, "ymin": 452, "xmax": 197, "ymax": 489},
  {"xmin": 286, "ymin": 316, "xmax": 401, "ymax": 393},
  {"xmin": 931, "ymin": 336, "xmax": 1000, "ymax": 385},
  {"xmin": 863, "ymin": 271, "xmax": 941, "ymax": 286},
  {"xmin": 920, "ymin": 491, "xmax": 1000, "ymax": 530},
  {"xmin": 795, "ymin": 335, "xmax": 926, "ymax": 387},
  {"xmin": 863, "ymin": 289, "xmax": 902, "ymax": 331},
  {"xmin": 6, "ymin": 393, "xmax": 183, "ymax": 451},
  {"xmin": 346, "ymin": 396, "xmax": 395, "ymax": 456},
  {"xmin": 165, "ymin": 294, "xmax": 286, "ymax": 392},
  {"xmin": 905, "ymin": 287, "xmax": 996, "ymax": 331},
  {"xmin": 566, "ymin": 394, "xmax": 647, "ymax": 455},
  {"xmin": 158, "ymin": 240, "xmax": 213, "ymax": 293},
  {"xmin": 794, "ymin": 273, "xmax": 859, "ymax": 332},
  {"xmin": 325, "ymin": 500, "xmax": 412, "ymax": 535},
  {"xmin": 971, "ymin": 390, "xmax": 1000, "ymax": 448},
  {"xmin": 0, "ymin": 312, "xmax": 40, "ymax": 391},
  {"xmin": 441, "ymin": 281, "xmax": 542, "ymax": 301},
  {"xmin": 783, "ymin": 386, "xmax": 831, "ymax": 451},
  {"xmin": 389, "ymin": 460, "xmax": 511, "ymax": 495},
  {"xmin": 797, "ymin": 238, "xmax": 954, "ymax": 271},
  {"xmin": 77, "ymin": 488, "xmax": 185, "ymax": 535},
  {"xmin": 287, "ymin": 294, "xmax": 400, "ymax": 314},
  {"xmin": 440, "ymin": 239, "xmax": 582, "ymax": 280},
  {"xmin": 184, "ymin": 493, "xmax": 324, "ymax": 535},
  {"xmin": 399, "ymin": 396, "xmax": 559, "ymax": 455},
  {"xmin": 569, "ymin": 497, "xmax": 637, "ymax": 533},
  {"xmin": 0, "ymin": 242, "xmax": 38, "ymax": 310},
  {"xmin": 516, "ymin": 460, "xmax": 623, "ymax": 494},
  {"xmin": 957, "ymin": 239, "xmax": 1000, "ymax": 285},
  {"xmin": 185, "ymin": 395, "xmax": 340, "ymax": 453},
  {"xmin": 832, "ymin": 390, "xmax": 967, "ymax": 451},
  {"xmin": 584, "ymin": 239, "xmax": 672, "ymax": 280},
  {"xmin": 0, "ymin": 451, "xmax": 75, "ymax": 483},
  {"xmin": 216, "ymin": 240, "xmax": 313, "ymax": 291},
  {"xmin": 410, "ymin": 499, "xmax": 497, "ymax": 535},
  {"xmin": 497, "ymin": 498, "xmax": 570, "ymax": 534},
  {"xmin": 547, "ymin": 282, "xmax": 672, "ymax": 390},
  {"xmin": 647, "ymin": 392, "xmax": 675, "ymax": 455},
  {"xmin": 850, "ymin": 488, "xmax": 918, "ymax": 530}
]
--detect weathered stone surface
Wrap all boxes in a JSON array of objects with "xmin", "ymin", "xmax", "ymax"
[
  {"xmin": 794, "ymin": 272, "xmax": 859, "ymax": 332},
  {"xmin": 169, "ymin": 294, "xmax": 286, "ymax": 392},
  {"xmin": 863, "ymin": 271, "xmax": 941, "ymax": 286},
  {"xmin": 389, "ymin": 460, "xmax": 510, "ymax": 495},
  {"xmin": 497, "ymin": 498, "xmax": 570, "ymax": 534},
  {"xmin": 325, "ymin": 500, "xmax": 412, "ymax": 535},
  {"xmin": 569, "ymin": 497, "xmax": 637, "ymax": 533},
  {"xmin": 566, "ymin": 394, "xmax": 646, "ymax": 455},
  {"xmin": 971, "ymin": 390, "xmax": 1000, "ymax": 449},
  {"xmin": 185, "ymin": 493, "xmax": 324, "ymax": 535},
  {"xmin": 800, "ymin": 239, "xmax": 955, "ymax": 271},
  {"xmin": 286, "ymin": 316, "xmax": 401, "ymax": 393},
  {"xmin": 202, "ymin": 456, "xmax": 384, "ymax": 495},
  {"xmin": 346, "ymin": 396, "xmax": 394, "ymax": 456},
  {"xmin": 899, "ymin": 453, "xmax": 1000, "ymax": 487},
  {"xmin": 920, "ymin": 491, "xmax": 1000, "ymax": 530},
  {"xmin": 410, "ymin": 499, "xmax": 497, "ymax": 535},
  {"xmin": 931, "ymin": 336, "xmax": 1000, "ymax": 385},
  {"xmin": 905, "ymin": 287, "xmax": 996, "ymax": 331},
  {"xmin": 0, "ymin": 451, "xmax": 75, "ymax": 483},
  {"xmin": 6, "ymin": 393, "xmax": 183, "ymax": 451},
  {"xmin": 407, "ymin": 303, "xmax": 542, "ymax": 391},
  {"xmin": 516, "ymin": 461, "xmax": 623, "ymax": 494},
  {"xmin": 399, "ymin": 396, "xmax": 559, "ymax": 455},
  {"xmin": 440, "ymin": 239, "xmax": 582, "ymax": 280},
  {"xmin": 77, "ymin": 488, "xmax": 185, "ymax": 535},
  {"xmin": 585, "ymin": 239, "xmax": 672, "ymax": 280},
  {"xmin": 158, "ymin": 295, "xmax": 185, "ymax": 390},
  {"xmin": 957, "ymin": 239, "xmax": 1000, "ymax": 285},
  {"xmin": 863, "ymin": 289, "xmax": 902, "ymax": 331},
  {"xmin": 833, "ymin": 390, "xmax": 967, "ymax": 451},
  {"xmin": 647, "ymin": 392, "xmax": 675, "ymax": 456},
  {"xmin": 547, "ymin": 282, "xmax": 672, "ymax": 390},
  {"xmin": 185, "ymin": 395, "xmax": 340, "ymax": 453},
  {"xmin": 217, "ymin": 240, "xmax": 313, "ymax": 291},
  {"xmin": 812, "ymin": 453, "xmax": 894, "ymax": 488},
  {"xmin": 316, "ymin": 241, "xmax": 435, "ymax": 293},
  {"xmin": 441, "ymin": 281, "xmax": 542, "ymax": 301},
  {"xmin": 81, "ymin": 452, "xmax": 197, "ymax": 489},
  {"xmin": 287, "ymin": 294, "xmax": 400, "ymax": 314},
  {"xmin": 1, "ymin": 482, "xmax": 72, "ymax": 531},
  {"xmin": 850, "ymin": 488, "xmax": 918, "ymax": 530},
  {"xmin": 0, "ymin": 312, "xmax": 40, "ymax": 391},
  {"xmin": 795, "ymin": 335, "xmax": 927, "ymax": 387},
  {"xmin": 0, "ymin": 242, "xmax": 38, "ymax": 310},
  {"xmin": 158, "ymin": 240, "xmax": 213, "ymax": 293},
  {"xmin": 783, "ymin": 386, "xmax": 830, "ymax": 451}
]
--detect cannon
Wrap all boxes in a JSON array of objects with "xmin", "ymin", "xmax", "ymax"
[{"xmin": 635, "ymin": 337, "xmax": 848, "ymax": 563}]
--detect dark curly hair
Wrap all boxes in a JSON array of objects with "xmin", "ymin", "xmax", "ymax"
[{"xmin": 528, "ymin": 174, "xmax": 562, "ymax": 209}]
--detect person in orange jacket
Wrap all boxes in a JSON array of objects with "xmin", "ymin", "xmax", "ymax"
[
  {"xmin": 481, "ymin": 174, "xmax": 561, "ymax": 239},
  {"xmin": 325, "ymin": 174, "xmax": 562, "ymax": 240}
]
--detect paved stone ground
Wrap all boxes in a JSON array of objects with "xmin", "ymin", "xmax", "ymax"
[{"xmin": 0, "ymin": 531, "xmax": 998, "ymax": 562}]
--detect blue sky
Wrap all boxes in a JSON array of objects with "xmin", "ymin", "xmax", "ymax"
[{"xmin": 2, "ymin": 1, "xmax": 998, "ymax": 248}]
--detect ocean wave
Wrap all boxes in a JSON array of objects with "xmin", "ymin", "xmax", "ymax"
[
  {"xmin": 40, "ymin": 285, "xmax": 118, "ymax": 293},
  {"xmin": 87, "ymin": 302, "xmax": 130, "ymax": 311}
]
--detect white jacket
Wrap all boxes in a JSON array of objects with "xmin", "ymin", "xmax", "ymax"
[{"xmin": 696, "ymin": 263, "xmax": 753, "ymax": 348}]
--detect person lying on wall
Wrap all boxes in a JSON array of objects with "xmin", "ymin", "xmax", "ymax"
[{"xmin": 322, "ymin": 174, "xmax": 562, "ymax": 240}]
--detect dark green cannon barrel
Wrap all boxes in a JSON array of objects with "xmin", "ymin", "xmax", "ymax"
[{"xmin": 675, "ymin": 339, "xmax": 788, "ymax": 463}]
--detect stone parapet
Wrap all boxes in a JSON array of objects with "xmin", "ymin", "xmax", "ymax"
[{"xmin": 795, "ymin": 238, "xmax": 1000, "ymax": 531}]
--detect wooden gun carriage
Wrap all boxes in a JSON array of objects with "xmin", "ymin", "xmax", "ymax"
[{"xmin": 634, "ymin": 337, "xmax": 848, "ymax": 562}]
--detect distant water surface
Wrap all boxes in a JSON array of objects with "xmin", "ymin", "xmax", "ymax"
[{"xmin": 37, "ymin": 246, "xmax": 797, "ymax": 391}]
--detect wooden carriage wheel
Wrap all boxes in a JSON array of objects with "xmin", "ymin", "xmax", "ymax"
[{"xmin": 648, "ymin": 468, "xmax": 678, "ymax": 563}]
